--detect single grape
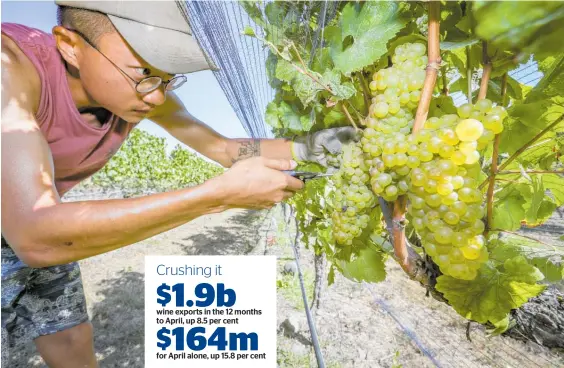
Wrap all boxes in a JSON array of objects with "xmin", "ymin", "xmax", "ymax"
[
  {"xmin": 451, "ymin": 201, "xmax": 468, "ymax": 215},
  {"xmin": 459, "ymin": 141, "xmax": 478, "ymax": 155},
  {"xmin": 455, "ymin": 119, "xmax": 484, "ymax": 142},
  {"xmin": 457, "ymin": 103, "xmax": 473, "ymax": 118},
  {"xmin": 437, "ymin": 182, "xmax": 454, "ymax": 196},
  {"xmin": 435, "ymin": 226, "xmax": 454, "ymax": 244},
  {"xmin": 461, "ymin": 244, "xmax": 481, "ymax": 260},
  {"xmin": 406, "ymin": 156, "xmax": 421, "ymax": 168},
  {"xmin": 444, "ymin": 212, "xmax": 460, "ymax": 225},
  {"xmin": 475, "ymin": 99, "xmax": 493, "ymax": 112},
  {"xmin": 373, "ymin": 102, "xmax": 389, "ymax": 118},
  {"xmin": 451, "ymin": 151, "xmax": 467, "ymax": 166},
  {"xmin": 441, "ymin": 192, "xmax": 458, "ymax": 205},
  {"xmin": 426, "ymin": 194, "xmax": 442, "ymax": 207},
  {"xmin": 439, "ymin": 145, "xmax": 454, "ymax": 158},
  {"xmin": 464, "ymin": 150, "xmax": 481, "ymax": 165},
  {"xmin": 385, "ymin": 185, "xmax": 399, "ymax": 197}
]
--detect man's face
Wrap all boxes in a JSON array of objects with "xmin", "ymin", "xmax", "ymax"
[{"xmin": 62, "ymin": 29, "xmax": 174, "ymax": 123}]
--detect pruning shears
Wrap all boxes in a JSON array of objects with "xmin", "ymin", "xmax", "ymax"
[{"xmin": 282, "ymin": 170, "xmax": 334, "ymax": 182}]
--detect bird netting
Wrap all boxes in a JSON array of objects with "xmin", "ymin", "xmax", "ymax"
[{"xmin": 179, "ymin": 0, "xmax": 543, "ymax": 139}]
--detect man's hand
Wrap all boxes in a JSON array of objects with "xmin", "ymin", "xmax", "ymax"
[
  {"xmin": 291, "ymin": 126, "xmax": 359, "ymax": 171},
  {"xmin": 211, "ymin": 157, "xmax": 304, "ymax": 210}
]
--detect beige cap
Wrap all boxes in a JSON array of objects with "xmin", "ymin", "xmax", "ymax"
[{"xmin": 55, "ymin": 0, "xmax": 218, "ymax": 74}]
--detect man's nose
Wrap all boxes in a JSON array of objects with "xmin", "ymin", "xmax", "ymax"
[{"xmin": 143, "ymin": 86, "xmax": 167, "ymax": 106}]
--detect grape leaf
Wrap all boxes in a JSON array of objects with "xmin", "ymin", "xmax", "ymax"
[
  {"xmin": 490, "ymin": 316, "xmax": 511, "ymax": 335},
  {"xmin": 543, "ymin": 174, "xmax": 564, "ymax": 206},
  {"xmin": 490, "ymin": 237, "xmax": 564, "ymax": 283},
  {"xmin": 440, "ymin": 38, "xmax": 479, "ymax": 51},
  {"xmin": 264, "ymin": 1, "xmax": 286, "ymax": 25},
  {"xmin": 436, "ymin": 258, "xmax": 546, "ymax": 326},
  {"xmin": 320, "ymin": 69, "xmax": 356, "ymax": 101},
  {"xmin": 528, "ymin": 54, "xmax": 564, "ymax": 102},
  {"xmin": 338, "ymin": 245, "xmax": 386, "ymax": 283},
  {"xmin": 499, "ymin": 97, "xmax": 564, "ymax": 155},
  {"xmin": 473, "ymin": 2, "xmax": 564, "ymax": 58},
  {"xmin": 299, "ymin": 114, "xmax": 315, "ymax": 132},
  {"xmin": 516, "ymin": 176, "xmax": 555, "ymax": 226},
  {"xmin": 293, "ymin": 76, "xmax": 324, "ymax": 107},
  {"xmin": 323, "ymin": 109, "xmax": 346, "ymax": 128},
  {"xmin": 265, "ymin": 52, "xmax": 281, "ymax": 89},
  {"xmin": 483, "ymin": 75, "xmax": 523, "ymax": 105},
  {"xmin": 275, "ymin": 59, "xmax": 325, "ymax": 107},
  {"xmin": 278, "ymin": 102, "xmax": 305, "ymax": 132},
  {"xmin": 428, "ymin": 95, "xmax": 458, "ymax": 117},
  {"xmin": 242, "ymin": 26, "xmax": 256, "ymax": 37},
  {"xmin": 275, "ymin": 58, "xmax": 298, "ymax": 82},
  {"xmin": 324, "ymin": 2, "xmax": 407, "ymax": 76},
  {"xmin": 492, "ymin": 185, "xmax": 527, "ymax": 231},
  {"xmin": 328, "ymin": 265, "xmax": 336, "ymax": 286},
  {"xmin": 265, "ymin": 102, "xmax": 282, "ymax": 128},
  {"xmin": 311, "ymin": 47, "xmax": 333, "ymax": 74}
]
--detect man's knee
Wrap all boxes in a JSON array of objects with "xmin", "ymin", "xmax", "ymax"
[
  {"xmin": 35, "ymin": 321, "xmax": 94, "ymax": 349},
  {"xmin": 35, "ymin": 322, "xmax": 97, "ymax": 368}
]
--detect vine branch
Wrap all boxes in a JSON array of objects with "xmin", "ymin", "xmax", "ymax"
[
  {"xmin": 358, "ymin": 72, "xmax": 372, "ymax": 116},
  {"xmin": 466, "ymin": 46, "xmax": 472, "ymax": 102},
  {"xmin": 412, "ymin": 1, "xmax": 441, "ymax": 133},
  {"xmin": 341, "ymin": 103, "xmax": 359, "ymax": 131},
  {"xmin": 480, "ymin": 114, "xmax": 564, "ymax": 189},
  {"xmin": 485, "ymin": 71, "xmax": 504, "ymax": 236},
  {"xmin": 441, "ymin": 66, "xmax": 449, "ymax": 96},
  {"xmin": 390, "ymin": 1, "xmax": 440, "ymax": 283},
  {"xmin": 477, "ymin": 41, "xmax": 492, "ymax": 101}
]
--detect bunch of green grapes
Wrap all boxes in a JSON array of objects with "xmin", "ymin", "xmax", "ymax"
[
  {"xmin": 367, "ymin": 42, "xmax": 427, "ymax": 135},
  {"xmin": 406, "ymin": 99, "xmax": 508, "ymax": 280},
  {"xmin": 331, "ymin": 142, "xmax": 377, "ymax": 246},
  {"xmin": 360, "ymin": 42, "xmax": 428, "ymax": 201}
]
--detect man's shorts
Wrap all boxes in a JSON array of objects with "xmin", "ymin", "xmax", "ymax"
[{"xmin": 1, "ymin": 236, "xmax": 90, "ymax": 362}]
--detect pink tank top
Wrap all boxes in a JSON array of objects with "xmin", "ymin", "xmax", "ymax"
[{"xmin": 1, "ymin": 23, "xmax": 137, "ymax": 196}]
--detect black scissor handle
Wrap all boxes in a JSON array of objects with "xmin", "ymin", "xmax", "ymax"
[{"xmin": 282, "ymin": 170, "xmax": 320, "ymax": 181}]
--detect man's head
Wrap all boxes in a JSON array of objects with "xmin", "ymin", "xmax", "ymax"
[{"xmin": 52, "ymin": 1, "xmax": 216, "ymax": 123}]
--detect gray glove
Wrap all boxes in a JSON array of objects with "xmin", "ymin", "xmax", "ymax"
[{"xmin": 291, "ymin": 126, "xmax": 359, "ymax": 171}]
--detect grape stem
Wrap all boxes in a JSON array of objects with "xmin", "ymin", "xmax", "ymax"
[
  {"xmin": 358, "ymin": 72, "xmax": 372, "ymax": 116},
  {"xmin": 378, "ymin": 198, "xmax": 428, "ymax": 285},
  {"xmin": 477, "ymin": 41, "xmax": 492, "ymax": 100},
  {"xmin": 392, "ymin": 197, "xmax": 410, "ymax": 270},
  {"xmin": 412, "ymin": 1, "xmax": 441, "ymax": 134},
  {"xmin": 391, "ymin": 1, "xmax": 440, "ymax": 284},
  {"xmin": 340, "ymin": 103, "xmax": 359, "ymax": 131},
  {"xmin": 441, "ymin": 66, "xmax": 449, "ymax": 96},
  {"xmin": 466, "ymin": 46, "xmax": 472, "ymax": 102},
  {"xmin": 484, "ymin": 67, "xmax": 503, "ymax": 236},
  {"xmin": 480, "ymin": 114, "xmax": 564, "ymax": 189}
]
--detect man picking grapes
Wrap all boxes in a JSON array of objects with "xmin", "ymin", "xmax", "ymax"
[{"xmin": 0, "ymin": 1, "xmax": 356, "ymax": 366}]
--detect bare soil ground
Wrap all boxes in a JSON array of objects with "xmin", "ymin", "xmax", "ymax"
[{"xmin": 7, "ymin": 190, "xmax": 564, "ymax": 368}]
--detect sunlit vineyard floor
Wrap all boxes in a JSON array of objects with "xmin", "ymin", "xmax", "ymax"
[{"xmin": 9, "ymin": 190, "xmax": 564, "ymax": 368}]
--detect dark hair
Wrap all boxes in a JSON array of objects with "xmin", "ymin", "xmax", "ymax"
[{"xmin": 57, "ymin": 5, "xmax": 116, "ymax": 45}]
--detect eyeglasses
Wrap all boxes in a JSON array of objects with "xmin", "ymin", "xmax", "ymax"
[{"xmin": 68, "ymin": 29, "xmax": 187, "ymax": 94}]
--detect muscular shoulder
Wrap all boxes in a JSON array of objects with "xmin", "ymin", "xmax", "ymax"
[{"xmin": 1, "ymin": 33, "xmax": 41, "ymax": 115}]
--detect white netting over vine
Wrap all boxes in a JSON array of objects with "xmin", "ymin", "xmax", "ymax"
[{"xmin": 181, "ymin": 1, "xmax": 544, "ymax": 138}]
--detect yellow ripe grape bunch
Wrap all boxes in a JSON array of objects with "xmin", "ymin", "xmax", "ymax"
[{"xmin": 335, "ymin": 41, "xmax": 509, "ymax": 280}]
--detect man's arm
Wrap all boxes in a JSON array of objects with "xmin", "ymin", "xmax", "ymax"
[
  {"xmin": 149, "ymin": 92, "xmax": 293, "ymax": 167},
  {"xmin": 1, "ymin": 40, "xmax": 302, "ymax": 268}
]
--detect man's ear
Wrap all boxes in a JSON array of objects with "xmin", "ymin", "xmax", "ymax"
[{"xmin": 52, "ymin": 26, "xmax": 81, "ymax": 69}]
